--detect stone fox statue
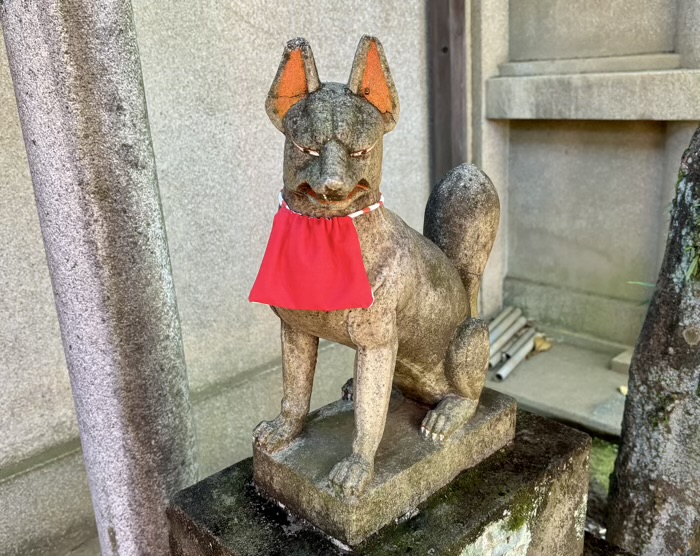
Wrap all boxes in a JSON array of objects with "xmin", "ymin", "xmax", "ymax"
[{"xmin": 253, "ymin": 36, "xmax": 499, "ymax": 497}]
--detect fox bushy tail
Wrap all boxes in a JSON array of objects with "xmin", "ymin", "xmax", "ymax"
[{"xmin": 423, "ymin": 163, "xmax": 500, "ymax": 318}]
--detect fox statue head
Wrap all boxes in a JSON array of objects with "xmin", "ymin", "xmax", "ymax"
[{"xmin": 266, "ymin": 36, "xmax": 400, "ymax": 217}]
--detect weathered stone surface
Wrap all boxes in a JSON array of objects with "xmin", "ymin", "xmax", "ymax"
[
  {"xmin": 488, "ymin": 342, "xmax": 627, "ymax": 438},
  {"xmin": 508, "ymin": 0, "xmax": 676, "ymax": 61},
  {"xmin": 254, "ymin": 388, "xmax": 516, "ymax": 545},
  {"xmin": 254, "ymin": 35, "xmax": 500, "ymax": 502},
  {"xmin": 487, "ymin": 70, "xmax": 700, "ymax": 121},
  {"xmin": 610, "ymin": 349, "xmax": 633, "ymax": 375},
  {"xmin": 608, "ymin": 126, "xmax": 700, "ymax": 555},
  {"xmin": 499, "ymin": 54, "xmax": 681, "ymax": 77},
  {"xmin": 1, "ymin": 2, "xmax": 198, "ymax": 554},
  {"xmin": 504, "ymin": 118, "xmax": 679, "ymax": 347},
  {"xmin": 168, "ymin": 410, "xmax": 590, "ymax": 555}
]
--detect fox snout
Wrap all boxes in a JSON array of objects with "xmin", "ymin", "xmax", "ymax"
[{"xmin": 307, "ymin": 141, "xmax": 354, "ymax": 201}]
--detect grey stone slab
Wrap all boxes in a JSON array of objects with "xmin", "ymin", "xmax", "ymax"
[
  {"xmin": 470, "ymin": 0, "xmax": 510, "ymax": 320},
  {"xmin": 505, "ymin": 278, "xmax": 648, "ymax": 346},
  {"xmin": 499, "ymin": 54, "xmax": 681, "ymax": 77},
  {"xmin": 0, "ymin": 29, "xmax": 81, "ymax": 477},
  {"xmin": 504, "ymin": 117, "xmax": 671, "ymax": 345},
  {"xmin": 610, "ymin": 349, "xmax": 633, "ymax": 374},
  {"xmin": 509, "ymin": 0, "xmax": 676, "ymax": 61},
  {"xmin": 253, "ymin": 389, "xmax": 516, "ymax": 546},
  {"xmin": 168, "ymin": 411, "xmax": 590, "ymax": 555},
  {"xmin": 488, "ymin": 342, "xmax": 627, "ymax": 437},
  {"xmin": 486, "ymin": 70, "xmax": 700, "ymax": 120},
  {"xmin": 0, "ymin": 450, "xmax": 94, "ymax": 556},
  {"xmin": 677, "ymin": 0, "xmax": 700, "ymax": 69},
  {"xmin": 75, "ymin": 501, "xmax": 633, "ymax": 555}
]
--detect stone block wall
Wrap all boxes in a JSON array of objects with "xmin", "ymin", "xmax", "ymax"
[{"xmin": 484, "ymin": 0, "xmax": 700, "ymax": 345}]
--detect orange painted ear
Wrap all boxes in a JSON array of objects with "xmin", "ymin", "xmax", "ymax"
[
  {"xmin": 348, "ymin": 35, "xmax": 400, "ymax": 132},
  {"xmin": 266, "ymin": 38, "xmax": 321, "ymax": 132}
]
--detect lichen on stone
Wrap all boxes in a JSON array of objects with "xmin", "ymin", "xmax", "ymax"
[{"xmin": 459, "ymin": 516, "xmax": 532, "ymax": 556}]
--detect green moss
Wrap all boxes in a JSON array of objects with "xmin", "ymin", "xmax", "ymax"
[
  {"xmin": 590, "ymin": 438, "xmax": 618, "ymax": 493},
  {"xmin": 646, "ymin": 394, "xmax": 677, "ymax": 429},
  {"xmin": 507, "ymin": 488, "xmax": 538, "ymax": 532}
]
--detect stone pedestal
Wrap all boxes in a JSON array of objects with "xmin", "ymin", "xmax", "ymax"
[
  {"xmin": 254, "ymin": 388, "xmax": 516, "ymax": 545},
  {"xmin": 168, "ymin": 410, "xmax": 591, "ymax": 555}
]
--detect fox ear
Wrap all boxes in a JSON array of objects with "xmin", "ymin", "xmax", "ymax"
[
  {"xmin": 266, "ymin": 38, "xmax": 321, "ymax": 132},
  {"xmin": 347, "ymin": 35, "xmax": 400, "ymax": 132}
]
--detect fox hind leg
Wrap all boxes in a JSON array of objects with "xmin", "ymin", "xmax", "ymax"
[{"xmin": 421, "ymin": 318, "xmax": 489, "ymax": 442}]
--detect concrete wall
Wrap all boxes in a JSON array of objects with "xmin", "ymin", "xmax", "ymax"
[
  {"xmin": 491, "ymin": 0, "xmax": 700, "ymax": 345},
  {"xmin": 509, "ymin": 121, "xmax": 667, "ymax": 302},
  {"xmin": 505, "ymin": 121, "xmax": 668, "ymax": 343},
  {"xmin": 509, "ymin": 0, "xmax": 677, "ymax": 61},
  {"xmin": 0, "ymin": 2, "xmax": 430, "ymax": 553}
]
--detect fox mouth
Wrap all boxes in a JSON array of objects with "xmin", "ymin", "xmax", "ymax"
[{"xmin": 298, "ymin": 182, "xmax": 370, "ymax": 206}]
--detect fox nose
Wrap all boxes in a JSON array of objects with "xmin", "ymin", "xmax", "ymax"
[
  {"xmin": 315, "ymin": 176, "xmax": 351, "ymax": 199},
  {"xmin": 311, "ymin": 141, "xmax": 354, "ymax": 200}
]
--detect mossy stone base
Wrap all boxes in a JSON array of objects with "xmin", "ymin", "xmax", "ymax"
[
  {"xmin": 254, "ymin": 388, "xmax": 516, "ymax": 545},
  {"xmin": 168, "ymin": 410, "xmax": 591, "ymax": 555}
]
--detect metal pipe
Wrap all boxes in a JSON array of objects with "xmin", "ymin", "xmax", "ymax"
[
  {"xmin": 489, "ymin": 321, "xmax": 528, "ymax": 368},
  {"xmin": 489, "ymin": 316, "xmax": 527, "ymax": 357},
  {"xmin": 489, "ymin": 307, "xmax": 523, "ymax": 343},
  {"xmin": 505, "ymin": 328, "xmax": 537, "ymax": 360},
  {"xmin": 488, "ymin": 305, "xmax": 516, "ymax": 332},
  {"xmin": 495, "ymin": 330, "xmax": 537, "ymax": 381},
  {"xmin": 1, "ymin": 2, "xmax": 198, "ymax": 554},
  {"xmin": 500, "ymin": 327, "xmax": 526, "ymax": 354}
]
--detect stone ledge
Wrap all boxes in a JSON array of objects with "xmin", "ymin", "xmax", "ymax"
[
  {"xmin": 168, "ymin": 411, "xmax": 591, "ymax": 555},
  {"xmin": 253, "ymin": 388, "xmax": 517, "ymax": 545},
  {"xmin": 499, "ymin": 54, "xmax": 681, "ymax": 77},
  {"xmin": 486, "ymin": 69, "xmax": 700, "ymax": 120},
  {"xmin": 504, "ymin": 277, "xmax": 646, "ymax": 347}
]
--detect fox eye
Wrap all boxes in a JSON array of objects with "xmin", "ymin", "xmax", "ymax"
[
  {"xmin": 291, "ymin": 139, "xmax": 320, "ymax": 157},
  {"xmin": 350, "ymin": 142, "xmax": 377, "ymax": 158}
]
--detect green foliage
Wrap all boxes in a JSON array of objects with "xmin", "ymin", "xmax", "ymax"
[
  {"xmin": 626, "ymin": 281, "xmax": 656, "ymax": 289},
  {"xmin": 685, "ymin": 245, "xmax": 700, "ymax": 281},
  {"xmin": 590, "ymin": 437, "xmax": 618, "ymax": 494}
]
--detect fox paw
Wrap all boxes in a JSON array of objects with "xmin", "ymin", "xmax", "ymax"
[
  {"xmin": 253, "ymin": 414, "xmax": 303, "ymax": 453},
  {"xmin": 328, "ymin": 453, "xmax": 373, "ymax": 497},
  {"xmin": 421, "ymin": 395, "xmax": 478, "ymax": 443}
]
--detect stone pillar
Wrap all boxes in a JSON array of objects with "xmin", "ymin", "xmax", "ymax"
[
  {"xmin": 0, "ymin": 1, "xmax": 198, "ymax": 554},
  {"xmin": 470, "ymin": 0, "xmax": 510, "ymax": 318}
]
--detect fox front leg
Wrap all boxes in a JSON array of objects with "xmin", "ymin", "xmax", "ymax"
[
  {"xmin": 254, "ymin": 320, "xmax": 319, "ymax": 452},
  {"xmin": 329, "ymin": 309, "xmax": 397, "ymax": 497}
]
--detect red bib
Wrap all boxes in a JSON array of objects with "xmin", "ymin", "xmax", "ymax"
[{"xmin": 249, "ymin": 195, "xmax": 383, "ymax": 311}]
